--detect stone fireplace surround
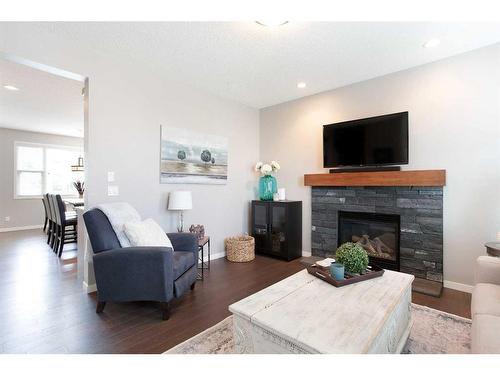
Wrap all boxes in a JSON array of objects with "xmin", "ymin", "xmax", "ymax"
[{"xmin": 311, "ymin": 186, "xmax": 443, "ymax": 283}]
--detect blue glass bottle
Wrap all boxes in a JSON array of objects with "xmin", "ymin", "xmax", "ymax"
[{"xmin": 259, "ymin": 175, "xmax": 277, "ymax": 201}]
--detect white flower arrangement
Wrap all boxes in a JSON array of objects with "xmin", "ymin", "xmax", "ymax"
[
  {"xmin": 255, "ymin": 161, "xmax": 280, "ymax": 175},
  {"xmin": 261, "ymin": 164, "xmax": 273, "ymax": 175},
  {"xmin": 254, "ymin": 161, "xmax": 263, "ymax": 172}
]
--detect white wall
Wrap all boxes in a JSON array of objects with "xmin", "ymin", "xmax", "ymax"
[
  {"xmin": 0, "ymin": 128, "xmax": 84, "ymax": 229},
  {"xmin": 260, "ymin": 43, "xmax": 500, "ymax": 286},
  {"xmin": 1, "ymin": 23, "xmax": 260, "ymax": 258}
]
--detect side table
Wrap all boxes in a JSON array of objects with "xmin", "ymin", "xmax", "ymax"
[
  {"xmin": 485, "ymin": 242, "xmax": 500, "ymax": 257},
  {"xmin": 197, "ymin": 236, "xmax": 211, "ymax": 280}
]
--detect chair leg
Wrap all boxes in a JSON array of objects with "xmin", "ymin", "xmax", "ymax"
[
  {"xmin": 49, "ymin": 223, "xmax": 55, "ymax": 247},
  {"xmin": 160, "ymin": 302, "xmax": 170, "ymax": 321},
  {"xmin": 53, "ymin": 226, "xmax": 59, "ymax": 252},
  {"xmin": 43, "ymin": 217, "xmax": 48, "ymax": 233},
  {"xmin": 51, "ymin": 227, "xmax": 56, "ymax": 251},
  {"xmin": 46, "ymin": 222, "xmax": 52, "ymax": 244},
  {"xmin": 190, "ymin": 282, "xmax": 196, "ymax": 290},
  {"xmin": 96, "ymin": 301, "xmax": 106, "ymax": 313},
  {"xmin": 51, "ymin": 224, "xmax": 58, "ymax": 251},
  {"xmin": 58, "ymin": 227, "xmax": 65, "ymax": 257},
  {"xmin": 56, "ymin": 225, "xmax": 61, "ymax": 252}
]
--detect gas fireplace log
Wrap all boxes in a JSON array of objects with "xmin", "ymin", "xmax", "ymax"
[
  {"xmin": 351, "ymin": 234, "xmax": 395, "ymax": 257},
  {"xmin": 372, "ymin": 237, "xmax": 393, "ymax": 255},
  {"xmin": 375, "ymin": 233, "xmax": 396, "ymax": 254},
  {"xmin": 352, "ymin": 234, "xmax": 381, "ymax": 255}
]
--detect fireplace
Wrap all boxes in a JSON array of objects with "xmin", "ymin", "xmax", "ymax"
[
  {"xmin": 338, "ymin": 211, "xmax": 400, "ymax": 271},
  {"xmin": 312, "ymin": 186, "xmax": 444, "ymax": 292}
]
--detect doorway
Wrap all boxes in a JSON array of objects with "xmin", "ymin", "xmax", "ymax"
[{"xmin": 0, "ymin": 55, "xmax": 88, "ymax": 265}]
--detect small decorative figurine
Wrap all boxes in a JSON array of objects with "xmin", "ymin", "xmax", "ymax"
[{"xmin": 189, "ymin": 224, "xmax": 205, "ymax": 239}]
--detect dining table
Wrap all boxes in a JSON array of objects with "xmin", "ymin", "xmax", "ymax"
[{"xmin": 64, "ymin": 197, "xmax": 85, "ymax": 208}]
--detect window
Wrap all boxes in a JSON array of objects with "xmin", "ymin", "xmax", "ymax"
[{"xmin": 14, "ymin": 142, "xmax": 84, "ymax": 199}]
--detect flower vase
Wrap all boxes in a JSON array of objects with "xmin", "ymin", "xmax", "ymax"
[{"xmin": 259, "ymin": 175, "xmax": 277, "ymax": 201}]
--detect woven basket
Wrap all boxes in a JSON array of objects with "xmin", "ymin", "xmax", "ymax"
[{"xmin": 225, "ymin": 235, "xmax": 255, "ymax": 262}]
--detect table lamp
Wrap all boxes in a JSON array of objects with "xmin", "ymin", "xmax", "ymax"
[{"xmin": 168, "ymin": 191, "xmax": 192, "ymax": 232}]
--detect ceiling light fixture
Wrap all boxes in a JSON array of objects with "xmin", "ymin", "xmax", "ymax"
[
  {"xmin": 297, "ymin": 82, "xmax": 306, "ymax": 89},
  {"xmin": 423, "ymin": 38, "xmax": 440, "ymax": 48},
  {"xmin": 255, "ymin": 20, "xmax": 289, "ymax": 27},
  {"xmin": 3, "ymin": 85, "xmax": 19, "ymax": 91}
]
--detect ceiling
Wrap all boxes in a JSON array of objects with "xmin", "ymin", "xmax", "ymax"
[
  {"xmin": 32, "ymin": 22, "xmax": 500, "ymax": 108},
  {"xmin": 0, "ymin": 58, "xmax": 84, "ymax": 137}
]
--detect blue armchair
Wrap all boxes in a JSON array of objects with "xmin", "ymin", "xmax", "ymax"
[{"xmin": 83, "ymin": 208, "xmax": 198, "ymax": 320}]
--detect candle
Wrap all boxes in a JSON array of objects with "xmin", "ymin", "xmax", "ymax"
[{"xmin": 278, "ymin": 188, "xmax": 286, "ymax": 201}]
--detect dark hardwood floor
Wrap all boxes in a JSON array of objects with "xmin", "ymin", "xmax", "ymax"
[
  {"xmin": 412, "ymin": 288, "xmax": 471, "ymax": 319},
  {"xmin": 0, "ymin": 229, "xmax": 471, "ymax": 354}
]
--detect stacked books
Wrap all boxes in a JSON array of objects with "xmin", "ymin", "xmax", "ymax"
[{"xmin": 315, "ymin": 258, "xmax": 335, "ymax": 269}]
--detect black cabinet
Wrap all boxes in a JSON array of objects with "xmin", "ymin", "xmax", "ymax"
[{"xmin": 251, "ymin": 200, "xmax": 302, "ymax": 261}]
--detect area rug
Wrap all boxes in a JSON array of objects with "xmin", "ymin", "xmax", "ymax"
[{"xmin": 165, "ymin": 304, "xmax": 471, "ymax": 354}]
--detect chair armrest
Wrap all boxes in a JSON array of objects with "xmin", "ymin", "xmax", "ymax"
[
  {"xmin": 474, "ymin": 256, "xmax": 500, "ymax": 285},
  {"xmin": 167, "ymin": 232, "xmax": 198, "ymax": 252},
  {"xmin": 167, "ymin": 232, "xmax": 198, "ymax": 262},
  {"xmin": 93, "ymin": 247, "xmax": 174, "ymax": 302}
]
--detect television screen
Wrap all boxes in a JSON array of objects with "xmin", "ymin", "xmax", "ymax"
[{"xmin": 323, "ymin": 112, "xmax": 408, "ymax": 168}]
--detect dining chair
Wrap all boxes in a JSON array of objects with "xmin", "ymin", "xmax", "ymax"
[
  {"xmin": 42, "ymin": 195, "xmax": 50, "ymax": 233},
  {"xmin": 44, "ymin": 194, "xmax": 53, "ymax": 244},
  {"xmin": 47, "ymin": 194, "xmax": 58, "ymax": 250},
  {"xmin": 53, "ymin": 194, "xmax": 77, "ymax": 257}
]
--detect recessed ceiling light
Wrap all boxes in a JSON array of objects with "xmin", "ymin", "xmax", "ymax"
[
  {"xmin": 297, "ymin": 82, "xmax": 306, "ymax": 89},
  {"xmin": 423, "ymin": 38, "xmax": 440, "ymax": 48},
  {"xmin": 255, "ymin": 20, "xmax": 289, "ymax": 27},
  {"xmin": 3, "ymin": 85, "xmax": 19, "ymax": 91}
]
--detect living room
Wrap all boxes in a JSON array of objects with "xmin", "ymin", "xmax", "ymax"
[{"xmin": 1, "ymin": 1, "xmax": 500, "ymax": 373}]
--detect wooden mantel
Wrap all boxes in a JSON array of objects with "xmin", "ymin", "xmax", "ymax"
[{"xmin": 304, "ymin": 170, "xmax": 446, "ymax": 187}]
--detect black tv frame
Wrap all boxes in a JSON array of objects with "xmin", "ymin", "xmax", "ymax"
[{"xmin": 323, "ymin": 111, "xmax": 409, "ymax": 172}]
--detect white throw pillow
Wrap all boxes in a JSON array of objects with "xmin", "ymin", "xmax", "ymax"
[{"xmin": 123, "ymin": 218, "xmax": 174, "ymax": 249}]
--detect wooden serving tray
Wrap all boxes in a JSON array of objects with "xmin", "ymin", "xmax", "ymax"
[{"xmin": 306, "ymin": 264, "xmax": 385, "ymax": 287}]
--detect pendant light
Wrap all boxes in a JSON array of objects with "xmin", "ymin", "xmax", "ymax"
[{"xmin": 71, "ymin": 156, "xmax": 84, "ymax": 172}]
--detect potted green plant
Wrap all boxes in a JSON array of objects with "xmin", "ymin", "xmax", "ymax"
[{"xmin": 335, "ymin": 242, "xmax": 369, "ymax": 274}]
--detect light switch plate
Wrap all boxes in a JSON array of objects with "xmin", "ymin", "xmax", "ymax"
[
  {"xmin": 107, "ymin": 171, "xmax": 115, "ymax": 182},
  {"xmin": 108, "ymin": 185, "xmax": 119, "ymax": 196}
]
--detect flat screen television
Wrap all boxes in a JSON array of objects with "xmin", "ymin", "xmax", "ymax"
[{"xmin": 323, "ymin": 112, "xmax": 409, "ymax": 169}]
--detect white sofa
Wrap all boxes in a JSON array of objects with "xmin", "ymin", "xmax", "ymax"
[{"xmin": 471, "ymin": 256, "xmax": 500, "ymax": 353}]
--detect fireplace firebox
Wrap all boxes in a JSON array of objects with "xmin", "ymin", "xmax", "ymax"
[{"xmin": 338, "ymin": 211, "xmax": 400, "ymax": 271}]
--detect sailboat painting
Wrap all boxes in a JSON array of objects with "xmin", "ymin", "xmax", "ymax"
[{"xmin": 160, "ymin": 125, "xmax": 228, "ymax": 184}]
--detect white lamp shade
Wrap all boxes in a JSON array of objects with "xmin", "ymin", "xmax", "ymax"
[{"xmin": 168, "ymin": 191, "xmax": 192, "ymax": 210}]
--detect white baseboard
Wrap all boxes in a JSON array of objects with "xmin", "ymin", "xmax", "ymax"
[
  {"xmin": 444, "ymin": 280, "xmax": 473, "ymax": 294},
  {"xmin": 202, "ymin": 251, "xmax": 225, "ymax": 262},
  {"xmin": 0, "ymin": 224, "xmax": 43, "ymax": 233},
  {"xmin": 83, "ymin": 281, "xmax": 97, "ymax": 294},
  {"xmin": 206, "ymin": 251, "xmax": 312, "ymax": 261}
]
